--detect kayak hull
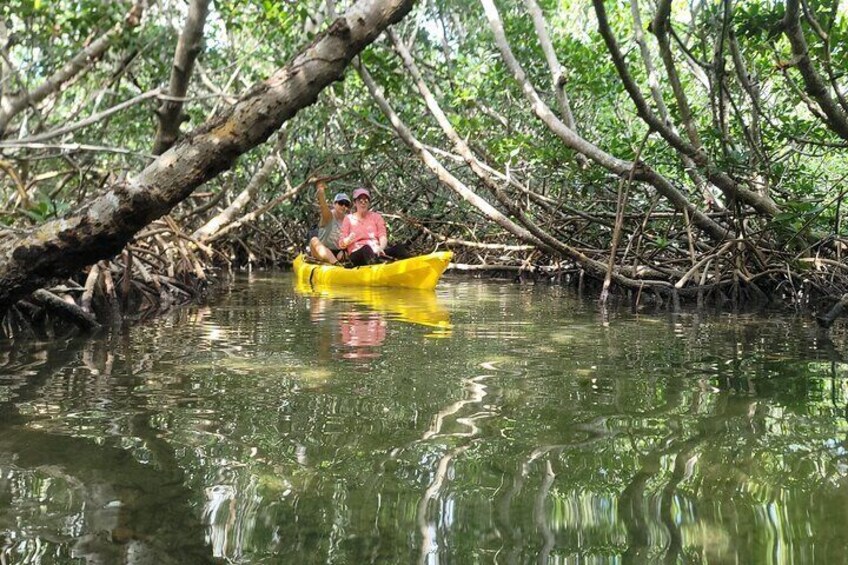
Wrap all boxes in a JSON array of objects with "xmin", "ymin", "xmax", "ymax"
[{"xmin": 293, "ymin": 251, "xmax": 452, "ymax": 290}]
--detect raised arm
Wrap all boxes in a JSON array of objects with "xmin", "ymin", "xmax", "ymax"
[{"xmin": 315, "ymin": 180, "xmax": 332, "ymax": 227}]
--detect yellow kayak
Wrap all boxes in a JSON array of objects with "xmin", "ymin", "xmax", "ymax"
[{"xmin": 293, "ymin": 251, "xmax": 452, "ymax": 290}]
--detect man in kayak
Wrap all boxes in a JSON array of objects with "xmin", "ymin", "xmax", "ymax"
[
  {"xmin": 308, "ymin": 179, "xmax": 350, "ymax": 265},
  {"xmin": 338, "ymin": 187, "xmax": 409, "ymax": 266}
]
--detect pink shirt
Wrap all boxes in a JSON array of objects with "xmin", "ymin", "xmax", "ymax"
[{"xmin": 339, "ymin": 211, "xmax": 386, "ymax": 254}]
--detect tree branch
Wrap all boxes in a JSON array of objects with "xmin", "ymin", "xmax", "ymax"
[
  {"xmin": 152, "ymin": 0, "xmax": 211, "ymax": 155},
  {"xmin": 521, "ymin": 0, "xmax": 576, "ymax": 130},
  {"xmin": 783, "ymin": 0, "xmax": 848, "ymax": 140},
  {"xmin": 192, "ymin": 127, "xmax": 287, "ymax": 242},
  {"xmin": 3, "ymin": 88, "xmax": 162, "ymax": 144},
  {"xmin": 481, "ymin": 0, "xmax": 728, "ymax": 243},
  {"xmin": 592, "ymin": 0, "xmax": 780, "ymax": 217},
  {"xmin": 0, "ymin": 0, "xmax": 146, "ymax": 138},
  {"xmin": 355, "ymin": 58, "xmax": 549, "ymax": 251},
  {"xmin": 0, "ymin": 0, "xmax": 417, "ymax": 308}
]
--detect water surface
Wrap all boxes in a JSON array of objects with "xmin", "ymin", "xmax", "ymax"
[{"xmin": 1, "ymin": 273, "xmax": 847, "ymax": 563}]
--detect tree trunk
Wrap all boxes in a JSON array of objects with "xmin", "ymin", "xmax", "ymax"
[
  {"xmin": 0, "ymin": 0, "xmax": 416, "ymax": 309},
  {"xmin": 783, "ymin": 0, "xmax": 848, "ymax": 141},
  {"xmin": 152, "ymin": 0, "xmax": 211, "ymax": 155}
]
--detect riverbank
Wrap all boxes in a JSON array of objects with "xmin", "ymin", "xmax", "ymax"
[{"xmin": 6, "ymin": 242, "xmax": 848, "ymax": 340}]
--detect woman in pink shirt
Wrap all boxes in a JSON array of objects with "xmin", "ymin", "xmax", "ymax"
[{"xmin": 338, "ymin": 188, "xmax": 408, "ymax": 266}]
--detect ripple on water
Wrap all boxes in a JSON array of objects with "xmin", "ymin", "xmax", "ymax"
[{"xmin": 3, "ymin": 275, "xmax": 848, "ymax": 563}]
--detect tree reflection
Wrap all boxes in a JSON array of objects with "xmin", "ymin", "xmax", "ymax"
[
  {"xmin": 0, "ymin": 333, "xmax": 212, "ymax": 563},
  {"xmin": 2, "ymin": 279, "xmax": 848, "ymax": 562},
  {"xmin": 0, "ymin": 423, "xmax": 211, "ymax": 563}
]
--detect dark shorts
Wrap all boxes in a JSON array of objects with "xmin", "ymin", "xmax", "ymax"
[{"xmin": 349, "ymin": 244, "xmax": 410, "ymax": 266}]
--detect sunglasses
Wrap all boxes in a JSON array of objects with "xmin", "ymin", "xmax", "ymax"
[
  {"xmin": 355, "ymin": 197, "xmax": 370, "ymax": 203},
  {"xmin": 336, "ymin": 201, "xmax": 351, "ymax": 207}
]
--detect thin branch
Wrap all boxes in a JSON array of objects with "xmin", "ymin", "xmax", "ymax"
[
  {"xmin": 0, "ymin": 141, "xmax": 154, "ymax": 158},
  {"xmin": 9, "ymin": 88, "xmax": 162, "ymax": 144},
  {"xmin": 0, "ymin": 1, "xmax": 146, "ymax": 137}
]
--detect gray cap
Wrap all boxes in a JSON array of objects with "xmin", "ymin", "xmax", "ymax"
[{"xmin": 333, "ymin": 192, "xmax": 351, "ymax": 205}]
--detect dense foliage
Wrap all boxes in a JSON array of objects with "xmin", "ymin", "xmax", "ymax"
[{"xmin": 2, "ymin": 0, "xmax": 848, "ymax": 330}]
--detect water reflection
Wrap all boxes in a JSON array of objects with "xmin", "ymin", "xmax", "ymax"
[
  {"xmin": 3, "ymin": 277, "xmax": 848, "ymax": 562},
  {"xmin": 0, "ymin": 334, "xmax": 213, "ymax": 563},
  {"xmin": 339, "ymin": 312, "xmax": 386, "ymax": 359},
  {"xmin": 295, "ymin": 280, "xmax": 451, "ymax": 331},
  {"xmin": 296, "ymin": 281, "xmax": 451, "ymax": 361}
]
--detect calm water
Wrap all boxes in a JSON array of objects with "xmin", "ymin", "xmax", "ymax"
[{"xmin": 1, "ymin": 273, "xmax": 847, "ymax": 563}]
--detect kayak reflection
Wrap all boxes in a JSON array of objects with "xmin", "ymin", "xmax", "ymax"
[{"xmin": 294, "ymin": 281, "xmax": 451, "ymax": 331}]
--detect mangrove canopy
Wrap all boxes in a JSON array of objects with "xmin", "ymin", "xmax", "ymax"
[{"xmin": 2, "ymin": 0, "xmax": 848, "ymax": 332}]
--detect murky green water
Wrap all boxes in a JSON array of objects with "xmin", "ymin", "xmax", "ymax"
[{"xmin": 2, "ymin": 273, "xmax": 848, "ymax": 563}]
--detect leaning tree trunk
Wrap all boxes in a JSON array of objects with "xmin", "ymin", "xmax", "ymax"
[{"xmin": 0, "ymin": 0, "xmax": 417, "ymax": 310}]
